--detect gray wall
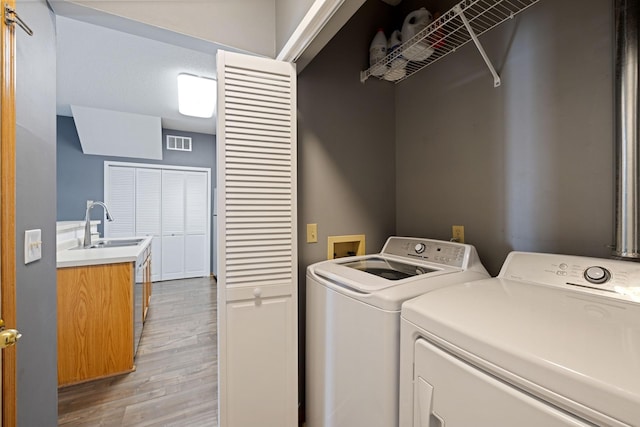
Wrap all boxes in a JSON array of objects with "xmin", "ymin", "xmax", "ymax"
[
  {"xmin": 395, "ymin": 0, "xmax": 613, "ymax": 275},
  {"xmin": 15, "ymin": 1, "xmax": 58, "ymax": 425},
  {"xmin": 57, "ymin": 116, "xmax": 217, "ymax": 272},
  {"xmin": 297, "ymin": 0, "xmax": 397, "ymax": 408},
  {"xmin": 298, "ymin": 0, "xmax": 396, "ymax": 269}
]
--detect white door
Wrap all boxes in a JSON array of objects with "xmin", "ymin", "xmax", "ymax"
[
  {"xmin": 161, "ymin": 170, "xmax": 185, "ymax": 281},
  {"xmin": 105, "ymin": 166, "xmax": 135, "ymax": 237},
  {"xmin": 135, "ymin": 168, "xmax": 162, "ymax": 281},
  {"xmin": 184, "ymin": 171, "xmax": 208, "ymax": 278},
  {"xmin": 106, "ymin": 163, "xmax": 211, "ymax": 282},
  {"xmin": 217, "ymin": 50, "xmax": 298, "ymax": 427}
]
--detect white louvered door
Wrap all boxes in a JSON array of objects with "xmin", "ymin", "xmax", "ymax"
[
  {"xmin": 161, "ymin": 170, "xmax": 186, "ymax": 281},
  {"xmin": 136, "ymin": 168, "xmax": 162, "ymax": 281},
  {"xmin": 184, "ymin": 171, "xmax": 209, "ymax": 278},
  {"xmin": 106, "ymin": 163, "xmax": 211, "ymax": 282},
  {"xmin": 217, "ymin": 50, "xmax": 297, "ymax": 427},
  {"xmin": 105, "ymin": 166, "xmax": 135, "ymax": 237}
]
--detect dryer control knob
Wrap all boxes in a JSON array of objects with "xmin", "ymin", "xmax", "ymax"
[
  {"xmin": 414, "ymin": 243, "xmax": 426, "ymax": 254},
  {"xmin": 584, "ymin": 266, "xmax": 610, "ymax": 284}
]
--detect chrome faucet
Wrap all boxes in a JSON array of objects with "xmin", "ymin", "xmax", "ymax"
[{"xmin": 83, "ymin": 201, "xmax": 114, "ymax": 248}]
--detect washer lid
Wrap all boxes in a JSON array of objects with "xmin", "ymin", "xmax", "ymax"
[
  {"xmin": 402, "ymin": 278, "xmax": 640, "ymax": 426},
  {"xmin": 340, "ymin": 257, "xmax": 437, "ymax": 280},
  {"xmin": 312, "ymin": 256, "xmax": 453, "ymax": 293}
]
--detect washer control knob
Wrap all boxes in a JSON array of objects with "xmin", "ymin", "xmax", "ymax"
[
  {"xmin": 584, "ymin": 266, "xmax": 610, "ymax": 284},
  {"xmin": 414, "ymin": 243, "xmax": 426, "ymax": 254}
]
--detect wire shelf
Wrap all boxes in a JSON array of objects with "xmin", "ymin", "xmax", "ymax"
[{"xmin": 360, "ymin": 0, "xmax": 541, "ymax": 85}]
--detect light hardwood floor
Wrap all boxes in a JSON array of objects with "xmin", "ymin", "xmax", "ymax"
[{"xmin": 58, "ymin": 277, "xmax": 218, "ymax": 426}]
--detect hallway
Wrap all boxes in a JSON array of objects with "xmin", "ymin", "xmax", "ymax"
[{"xmin": 58, "ymin": 277, "xmax": 218, "ymax": 426}]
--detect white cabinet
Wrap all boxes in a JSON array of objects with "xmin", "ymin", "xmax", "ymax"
[{"xmin": 105, "ymin": 163, "xmax": 211, "ymax": 281}]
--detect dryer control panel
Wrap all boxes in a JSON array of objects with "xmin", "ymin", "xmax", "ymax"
[
  {"xmin": 499, "ymin": 252, "xmax": 640, "ymax": 302},
  {"xmin": 381, "ymin": 237, "xmax": 468, "ymax": 268}
]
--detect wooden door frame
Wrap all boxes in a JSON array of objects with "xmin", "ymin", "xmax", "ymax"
[{"xmin": 1, "ymin": 0, "xmax": 18, "ymax": 425}]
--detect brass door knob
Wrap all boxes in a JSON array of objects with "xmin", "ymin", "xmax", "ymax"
[{"xmin": 0, "ymin": 329, "xmax": 21, "ymax": 349}]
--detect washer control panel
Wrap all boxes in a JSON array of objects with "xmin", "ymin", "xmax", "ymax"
[
  {"xmin": 382, "ymin": 237, "xmax": 468, "ymax": 268},
  {"xmin": 500, "ymin": 252, "xmax": 640, "ymax": 301}
]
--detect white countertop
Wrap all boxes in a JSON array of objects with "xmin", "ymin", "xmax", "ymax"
[{"xmin": 57, "ymin": 236, "xmax": 152, "ymax": 268}]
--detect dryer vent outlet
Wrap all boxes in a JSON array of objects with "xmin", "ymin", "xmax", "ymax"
[{"xmin": 327, "ymin": 234, "xmax": 366, "ymax": 259}]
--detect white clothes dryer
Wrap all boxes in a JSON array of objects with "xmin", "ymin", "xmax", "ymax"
[
  {"xmin": 399, "ymin": 251, "xmax": 640, "ymax": 427},
  {"xmin": 305, "ymin": 236, "xmax": 489, "ymax": 427}
]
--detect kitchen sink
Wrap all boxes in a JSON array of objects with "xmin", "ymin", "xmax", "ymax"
[{"xmin": 74, "ymin": 238, "xmax": 145, "ymax": 249}]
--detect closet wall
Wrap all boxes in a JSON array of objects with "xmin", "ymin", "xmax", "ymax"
[
  {"xmin": 297, "ymin": 0, "xmax": 396, "ymax": 270},
  {"xmin": 298, "ymin": 0, "xmax": 613, "ymax": 276},
  {"xmin": 394, "ymin": 0, "xmax": 613, "ymax": 274},
  {"xmin": 297, "ymin": 0, "xmax": 396, "ymax": 407}
]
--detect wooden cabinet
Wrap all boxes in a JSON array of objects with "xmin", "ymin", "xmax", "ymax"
[{"xmin": 57, "ymin": 262, "xmax": 135, "ymax": 387}]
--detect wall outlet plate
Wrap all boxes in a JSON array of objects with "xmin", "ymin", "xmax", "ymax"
[
  {"xmin": 452, "ymin": 225, "xmax": 465, "ymax": 243},
  {"xmin": 25, "ymin": 229, "xmax": 42, "ymax": 264}
]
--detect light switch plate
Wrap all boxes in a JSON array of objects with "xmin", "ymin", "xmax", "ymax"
[
  {"xmin": 25, "ymin": 229, "xmax": 42, "ymax": 264},
  {"xmin": 307, "ymin": 223, "xmax": 318, "ymax": 243}
]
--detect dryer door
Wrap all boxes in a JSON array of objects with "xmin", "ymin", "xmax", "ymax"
[{"xmin": 413, "ymin": 339, "xmax": 591, "ymax": 427}]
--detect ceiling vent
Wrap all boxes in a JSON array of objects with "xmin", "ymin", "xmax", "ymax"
[{"xmin": 166, "ymin": 135, "xmax": 192, "ymax": 152}]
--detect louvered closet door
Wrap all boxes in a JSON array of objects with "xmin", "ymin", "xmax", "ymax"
[
  {"xmin": 184, "ymin": 171, "xmax": 209, "ymax": 278},
  {"xmin": 217, "ymin": 50, "xmax": 297, "ymax": 427},
  {"xmin": 161, "ymin": 170, "xmax": 185, "ymax": 281},
  {"xmin": 105, "ymin": 166, "xmax": 135, "ymax": 237},
  {"xmin": 136, "ymin": 168, "xmax": 162, "ymax": 281}
]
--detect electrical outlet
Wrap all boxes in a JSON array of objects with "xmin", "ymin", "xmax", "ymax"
[
  {"xmin": 307, "ymin": 223, "xmax": 318, "ymax": 243},
  {"xmin": 452, "ymin": 225, "xmax": 465, "ymax": 243},
  {"xmin": 86, "ymin": 200, "xmax": 93, "ymax": 208}
]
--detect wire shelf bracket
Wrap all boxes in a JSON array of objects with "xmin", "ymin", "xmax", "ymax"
[
  {"xmin": 360, "ymin": 0, "xmax": 540, "ymax": 86},
  {"xmin": 456, "ymin": 5, "xmax": 501, "ymax": 87}
]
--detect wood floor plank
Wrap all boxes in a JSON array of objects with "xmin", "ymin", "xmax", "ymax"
[{"xmin": 58, "ymin": 277, "xmax": 218, "ymax": 426}]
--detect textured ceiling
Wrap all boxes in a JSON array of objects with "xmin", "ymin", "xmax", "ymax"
[{"xmin": 56, "ymin": 15, "xmax": 223, "ymax": 135}]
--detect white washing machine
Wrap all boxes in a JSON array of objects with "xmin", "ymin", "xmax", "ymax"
[
  {"xmin": 305, "ymin": 236, "xmax": 489, "ymax": 427},
  {"xmin": 399, "ymin": 251, "xmax": 640, "ymax": 427}
]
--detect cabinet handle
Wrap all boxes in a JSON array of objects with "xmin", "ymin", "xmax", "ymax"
[{"xmin": 253, "ymin": 288, "xmax": 262, "ymax": 298}]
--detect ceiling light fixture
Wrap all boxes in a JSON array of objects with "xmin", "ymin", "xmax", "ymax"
[{"xmin": 177, "ymin": 73, "xmax": 216, "ymax": 118}]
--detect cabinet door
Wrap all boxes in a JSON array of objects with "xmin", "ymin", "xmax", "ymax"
[
  {"xmin": 161, "ymin": 170, "xmax": 185, "ymax": 280},
  {"xmin": 105, "ymin": 166, "xmax": 135, "ymax": 237},
  {"xmin": 184, "ymin": 171, "xmax": 209, "ymax": 278},
  {"xmin": 150, "ymin": 237, "xmax": 162, "ymax": 282},
  {"xmin": 143, "ymin": 253, "xmax": 151, "ymax": 322}
]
